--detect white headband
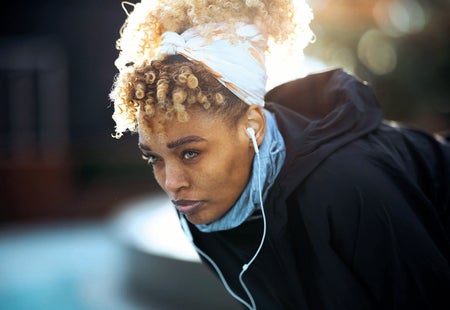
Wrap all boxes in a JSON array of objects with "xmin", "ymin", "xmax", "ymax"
[{"xmin": 157, "ymin": 23, "xmax": 267, "ymax": 107}]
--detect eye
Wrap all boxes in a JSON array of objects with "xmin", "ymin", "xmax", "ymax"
[
  {"xmin": 142, "ymin": 154, "xmax": 160, "ymax": 166},
  {"xmin": 183, "ymin": 150, "xmax": 199, "ymax": 161}
]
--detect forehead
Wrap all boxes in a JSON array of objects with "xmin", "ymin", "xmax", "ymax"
[{"xmin": 137, "ymin": 109, "xmax": 236, "ymax": 147}]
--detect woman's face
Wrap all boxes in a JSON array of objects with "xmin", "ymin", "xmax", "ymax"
[{"xmin": 138, "ymin": 110, "xmax": 254, "ymax": 225}]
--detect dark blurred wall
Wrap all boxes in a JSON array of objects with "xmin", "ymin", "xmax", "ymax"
[{"xmin": 0, "ymin": 0, "xmax": 159, "ymax": 223}]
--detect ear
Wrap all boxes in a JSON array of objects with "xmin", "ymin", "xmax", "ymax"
[{"xmin": 244, "ymin": 105, "xmax": 265, "ymax": 147}]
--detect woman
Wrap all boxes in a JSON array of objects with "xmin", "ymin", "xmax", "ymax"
[{"xmin": 110, "ymin": 1, "xmax": 450, "ymax": 309}]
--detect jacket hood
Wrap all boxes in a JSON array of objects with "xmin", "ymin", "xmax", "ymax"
[{"xmin": 265, "ymin": 69, "xmax": 383, "ymax": 196}]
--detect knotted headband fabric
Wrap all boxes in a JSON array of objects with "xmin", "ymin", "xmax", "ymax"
[{"xmin": 157, "ymin": 23, "xmax": 268, "ymax": 107}]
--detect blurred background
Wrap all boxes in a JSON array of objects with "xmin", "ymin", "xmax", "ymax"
[{"xmin": 0, "ymin": 0, "xmax": 449, "ymax": 309}]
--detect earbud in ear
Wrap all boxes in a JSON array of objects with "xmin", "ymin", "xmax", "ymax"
[
  {"xmin": 246, "ymin": 127, "xmax": 259, "ymax": 154},
  {"xmin": 246, "ymin": 127, "xmax": 255, "ymax": 139}
]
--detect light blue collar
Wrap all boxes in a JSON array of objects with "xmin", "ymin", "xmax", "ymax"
[{"xmin": 195, "ymin": 109, "xmax": 286, "ymax": 232}]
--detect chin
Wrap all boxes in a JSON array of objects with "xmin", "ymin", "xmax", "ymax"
[{"xmin": 186, "ymin": 213, "xmax": 216, "ymax": 226}]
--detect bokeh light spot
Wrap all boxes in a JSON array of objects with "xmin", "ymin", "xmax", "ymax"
[{"xmin": 357, "ymin": 29, "xmax": 397, "ymax": 75}]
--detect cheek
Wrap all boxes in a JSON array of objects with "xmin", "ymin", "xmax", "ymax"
[
  {"xmin": 152, "ymin": 166, "xmax": 165, "ymax": 188},
  {"xmin": 203, "ymin": 146, "xmax": 252, "ymax": 191}
]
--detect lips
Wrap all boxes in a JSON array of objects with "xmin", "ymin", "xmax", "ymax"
[{"xmin": 172, "ymin": 200, "xmax": 203, "ymax": 215}]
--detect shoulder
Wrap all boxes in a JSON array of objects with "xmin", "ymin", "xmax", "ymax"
[
  {"xmin": 289, "ymin": 138, "xmax": 412, "ymax": 241},
  {"xmin": 297, "ymin": 140, "xmax": 395, "ymax": 203}
]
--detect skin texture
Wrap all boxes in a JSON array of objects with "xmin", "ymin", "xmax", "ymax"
[{"xmin": 138, "ymin": 105, "xmax": 265, "ymax": 225}]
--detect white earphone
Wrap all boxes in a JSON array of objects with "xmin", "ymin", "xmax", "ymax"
[{"xmin": 246, "ymin": 127, "xmax": 259, "ymax": 154}]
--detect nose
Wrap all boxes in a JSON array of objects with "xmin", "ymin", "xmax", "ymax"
[{"xmin": 163, "ymin": 163, "xmax": 189, "ymax": 194}]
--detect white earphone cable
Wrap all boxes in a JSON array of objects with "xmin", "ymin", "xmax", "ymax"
[
  {"xmin": 238, "ymin": 148, "xmax": 266, "ymax": 310},
  {"xmin": 180, "ymin": 129, "xmax": 266, "ymax": 310}
]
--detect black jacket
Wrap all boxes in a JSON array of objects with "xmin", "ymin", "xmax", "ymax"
[{"xmin": 186, "ymin": 69, "xmax": 450, "ymax": 309}]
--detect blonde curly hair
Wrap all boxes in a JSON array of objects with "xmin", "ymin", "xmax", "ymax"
[
  {"xmin": 116, "ymin": 54, "xmax": 250, "ymax": 138},
  {"xmin": 109, "ymin": 0, "xmax": 314, "ymax": 138}
]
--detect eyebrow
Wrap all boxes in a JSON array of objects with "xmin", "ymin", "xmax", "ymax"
[
  {"xmin": 167, "ymin": 136, "xmax": 207, "ymax": 149},
  {"xmin": 138, "ymin": 135, "xmax": 207, "ymax": 152}
]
